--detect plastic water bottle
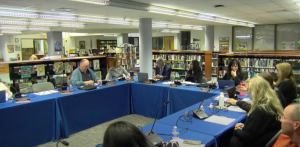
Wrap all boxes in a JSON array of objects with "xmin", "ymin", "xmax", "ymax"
[
  {"xmin": 69, "ymin": 84, "xmax": 73, "ymax": 91},
  {"xmin": 240, "ymin": 81, "xmax": 245, "ymax": 96},
  {"xmin": 99, "ymin": 81, "xmax": 102, "ymax": 86},
  {"xmin": 172, "ymin": 126, "xmax": 179, "ymax": 139},
  {"xmin": 219, "ymin": 92, "xmax": 224, "ymax": 109}
]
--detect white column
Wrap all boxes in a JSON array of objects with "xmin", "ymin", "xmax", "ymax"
[
  {"xmin": 117, "ymin": 33, "xmax": 129, "ymax": 46},
  {"xmin": 205, "ymin": 26, "xmax": 214, "ymax": 51},
  {"xmin": 47, "ymin": 31, "xmax": 63, "ymax": 56},
  {"xmin": 139, "ymin": 18, "xmax": 152, "ymax": 77}
]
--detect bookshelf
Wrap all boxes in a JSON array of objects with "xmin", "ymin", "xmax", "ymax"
[
  {"xmin": 152, "ymin": 50, "xmax": 212, "ymax": 80},
  {"xmin": 97, "ymin": 40, "xmax": 117, "ymax": 50},
  {"xmin": 217, "ymin": 51, "xmax": 300, "ymax": 87},
  {"xmin": 115, "ymin": 43, "xmax": 137, "ymax": 71}
]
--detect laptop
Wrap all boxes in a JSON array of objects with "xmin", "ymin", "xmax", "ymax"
[
  {"xmin": 218, "ymin": 80, "xmax": 235, "ymax": 89},
  {"xmin": 138, "ymin": 73, "xmax": 148, "ymax": 82}
]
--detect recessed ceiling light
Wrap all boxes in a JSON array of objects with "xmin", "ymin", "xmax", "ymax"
[
  {"xmin": 0, "ymin": 20, "xmax": 28, "ymax": 25},
  {"xmin": 78, "ymin": 17, "xmax": 107, "ymax": 23},
  {"xmin": 1, "ymin": 30, "xmax": 22, "ymax": 34},
  {"xmin": 0, "ymin": 11, "xmax": 39, "ymax": 18},
  {"xmin": 61, "ymin": 23, "xmax": 85, "ymax": 28},
  {"xmin": 30, "ymin": 22, "xmax": 59, "ymax": 26},
  {"xmin": 28, "ymin": 27, "xmax": 51, "ymax": 31},
  {"xmin": 0, "ymin": 26, "xmax": 27, "ymax": 30},
  {"xmin": 148, "ymin": 6, "xmax": 177, "ymax": 15},
  {"xmin": 40, "ymin": 14, "xmax": 77, "ymax": 21},
  {"xmin": 69, "ymin": 0, "xmax": 109, "ymax": 5},
  {"xmin": 107, "ymin": 20, "xmax": 131, "ymax": 25},
  {"xmin": 177, "ymin": 11, "xmax": 198, "ymax": 18}
]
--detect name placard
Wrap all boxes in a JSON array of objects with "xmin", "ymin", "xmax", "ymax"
[
  {"xmin": 170, "ymin": 84, "xmax": 178, "ymax": 88},
  {"xmin": 200, "ymin": 88, "xmax": 211, "ymax": 92},
  {"xmin": 126, "ymin": 79, "xmax": 134, "ymax": 82},
  {"xmin": 61, "ymin": 90, "xmax": 73, "ymax": 94},
  {"xmin": 143, "ymin": 81, "xmax": 152, "ymax": 84},
  {"xmin": 106, "ymin": 82, "xmax": 116, "ymax": 86}
]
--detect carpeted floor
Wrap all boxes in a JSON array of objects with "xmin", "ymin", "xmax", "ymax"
[{"xmin": 36, "ymin": 114, "xmax": 154, "ymax": 147}]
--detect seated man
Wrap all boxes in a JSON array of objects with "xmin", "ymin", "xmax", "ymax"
[
  {"xmin": 153, "ymin": 57, "xmax": 171, "ymax": 81},
  {"xmin": 71, "ymin": 59, "xmax": 101, "ymax": 86},
  {"xmin": 273, "ymin": 103, "xmax": 300, "ymax": 147}
]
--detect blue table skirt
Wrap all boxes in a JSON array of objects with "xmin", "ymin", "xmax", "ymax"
[
  {"xmin": 158, "ymin": 99, "xmax": 247, "ymax": 139},
  {"xmin": 141, "ymin": 122, "xmax": 215, "ymax": 147},
  {"xmin": 0, "ymin": 98, "xmax": 58, "ymax": 147},
  {"xmin": 57, "ymin": 83, "xmax": 131, "ymax": 137},
  {"xmin": 130, "ymin": 82, "xmax": 170, "ymax": 119}
]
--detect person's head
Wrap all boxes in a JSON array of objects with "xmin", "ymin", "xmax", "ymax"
[
  {"xmin": 247, "ymin": 76, "xmax": 283, "ymax": 117},
  {"xmin": 156, "ymin": 57, "xmax": 165, "ymax": 68},
  {"xmin": 103, "ymin": 121, "xmax": 150, "ymax": 147},
  {"xmin": 29, "ymin": 55, "xmax": 38, "ymax": 60},
  {"xmin": 258, "ymin": 72, "xmax": 274, "ymax": 89},
  {"xmin": 113, "ymin": 58, "xmax": 121, "ymax": 68},
  {"xmin": 275, "ymin": 62, "xmax": 297, "ymax": 91},
  {"xmin": 226, "ymin": 59, "xmax": 242, "ymax": 80},
  {"xmin": 190, "ymin": 60, "xmax": 201, "ymax": 72},
  {"xmin": 280, "ymin": 103, "xmax": 300, "ymax": 140},
  {"xmin": 79, "ymin": 59, "xmax": 89, "ymax": 72}
]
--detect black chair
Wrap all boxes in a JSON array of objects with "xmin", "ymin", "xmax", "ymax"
[{"xmin": 266, "ymin": 130, "xmax": 282, "ymax": 147}]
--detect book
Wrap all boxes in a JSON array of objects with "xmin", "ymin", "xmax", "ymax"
[
  {"xmin": 36, "ymin": 65, "xmax": 45, "ymax": 76},
  {"xmin": 64, "ymin": 62, "xmax": 72, "ymax": 73},
  {"xmin": 20, "ymin": 66, "xmax": 32, "ymax": 78},
  {"xmin": 93, "ymin": 60, "xmax": 100, "ymax": 70},
  {"xmin": 95, "ymin": 71, "xmax": 102, "ymax": 79},
  {"xmin": 15, "ymin": 98, "xmax": 30, "ymax": 103},
  {"xmin": 19, "ymin": 82, "xmax": 33, "ymax": 93},
  {"xmin": 53, "ymin": 62, "xmax": 64, "ymax": 74}
]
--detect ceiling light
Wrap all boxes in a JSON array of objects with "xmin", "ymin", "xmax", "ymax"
[
  {"xmin": 132, "ymin": 22, "xmax": 139, "ymax": 26},
  {"xmin": 238, "ymin": 22, "xmax": 247, "ymax": 26},
  {"xmin": 69, "ymin": 33, "xmax": 88, "ymax": 36},
  {"xmin": 61, "ymin": 24, "xmax": 85, "ymax": 28},
  {"xmin": 40, "ymin": 14, "xmax": 77, "ymax": 21},
  {"xmin": 181, "ymin": 25, "xmax": 193, "ymax": 29},
  {"xmin": 152, "ymin": 23, "xmax": 168, "ymax": 28},
  {"xmin": 1, "ymin": 30, "xmax": 22, "ymax": 34},
  {"xmin": 0, "ymin": 20, "xmax": 28, "ymax": 25},
  {"xmin": 198, "ymin": 15, "xmax": 215, "ymax": 21},
  {"xmin": 104, "ymin": 34, "xmax": 117, "ymax": 37},
  {"xmin": 216, "ymin": 18, "xmax": 228, "ymax": 23},
  {"xmin": 107, "ymin": 20, "xmax": 131, "ymax": 25},
  {"xmin": 193, "ymin": 26, "xmax": 203, "ymax": 30},
  {"xmin": 0, "ymin": 26, "xmax": 27, "ymax": 30},
  {"xmin": 177, "ymin": 11, "xmax": 198, "ymax": 18},
  {"xmin": 28, "ymin": 27, "xmax": 51, "ymax": 31},
  {"xmin": 128, "ymin": 33, "xmax": 139, "ymax": 37},
  {"xmin": 0, "ymin": 11, "xmax": 39, "ymax": 18},
  {"xmin": 170, "ymin": 30, "xmax": 180, "ymax": 33},
  {"xmin": 228, "ymin": 20, "xmax": 238, "ymax": 24},
  {"xmin": 30, "ymin": 22, "xmax": 59, "ymax": 26},
  {"xmin": 69, "ymin": 0, "xmax": 109, "ymax": 5},
  {"xmin": 78, "ymin": 17, "xmax": 107, "ymax": 23},
  {"xmin": 161, "ymin": 29, "xmax": 170, "ymax": 33},
  {"xmin": 168, "ymin": 25, "xmax": 181, "ymax": 28},
  {"xmin": 148, "ymin": 6, "xmax": 177, "ymax": 15},
  {"xmin": 236, "ymin": 35, "xmax": 251, "ymax": 38},
  {"xmin": 248, "ymin": 24, "xmax": 255, "ymax": 27}
]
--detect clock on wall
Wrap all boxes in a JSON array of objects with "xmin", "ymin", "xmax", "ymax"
[{"xmin": 15, "ymin": 38, "xmax": 19, "ymax": 43}]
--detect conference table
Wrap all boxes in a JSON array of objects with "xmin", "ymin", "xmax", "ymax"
[{"xmin": 0, "ymin": 80, "xmax": 248, "ymax": 147}]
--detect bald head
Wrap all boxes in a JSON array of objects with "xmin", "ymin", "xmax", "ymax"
[
  {"xmin": 80, "ymin": 59, "xmax": 89, "ymax": 73},
  {"xmin": 289, "ymin": 103, "xmax": 300, "ymax": 121}
]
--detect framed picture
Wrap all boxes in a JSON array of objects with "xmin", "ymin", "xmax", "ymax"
[
  {"xmin": 15, "ymin": 44, "xmax": 21, "ymax": 51},
  {"xmin": 54, "ymin": 41, "xmax": 62, "ymax": 51},
  {"xmin": 7, "ymin": 45, "xmax": 14, "ymax": 53},
  {"xmin": 15, "ymin": 38, "xmax": 19, "ymax": 43},
  {"xmin": 79, "ymin": 41, "xmax": 85, "ymax": 49}
]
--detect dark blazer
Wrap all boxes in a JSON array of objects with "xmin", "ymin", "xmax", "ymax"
[
  {"xmin": 276, "ymin": 80, "xmax": 297, "ymax": 105},
  {"xmin": 222, "ymin": 71, "xmax": 248, "ymax": 86},
  {"xmin": 236, "ymin": 88, "xmax": 287, "ymax": 112},
  {"xmin": 185, "ymin": 70, "xmax": 203, "ymax": 83},
  {"xmin": 154, "ymin": 64, "xmax": 171, "ymax": 81},
  {"xmin": 229, "ymin": 107, "xmax": 281, "ymax": 147}
]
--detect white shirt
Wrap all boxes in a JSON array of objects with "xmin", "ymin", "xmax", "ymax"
[{"xmin": 0, "ymin": 83, "xmax": 12, "ymax": 100}]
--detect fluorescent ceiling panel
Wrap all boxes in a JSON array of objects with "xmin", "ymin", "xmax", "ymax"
[
  {"xmin": 40, "ymin": 14, "xmax": 77, "ymax": 21},
  {"xmin": 198, "ymin": 15, "xmax": 215, "ymax": 21},
  {"xmin": 28, "ymin": 27, "xmax": 51, "ymax": 31},
  {"xmin": 107, "ymin": 20, "xmax": 131, "ymax": 25},
  {"xmin": 78, "ymin": 17, "xmax": 107, "ymax": 23},
  {"xmin": 0, "ymin": 20, "xmax": 28, "ymax": 25},
  {"xmin": 177, "ymin": 11, "xmax": 198, "ymax": 18},
  {"xmin": 0, "ymin": 26, "xmax": 27, "ymax": 30},
  {"xmin": 61, "ymin": 24, "xmax": 85, "ymax": 28},
  {"xmin": 1, "ymin": 30, "xmax": 22, "ymax": 34},
  {"xmin": 69, "ymin": 0, "xmax": 109, "ymax": 5},
  {"xmin": 0, "ymin": 11, "xmax": 38, "ymax": 18},
  {"xmin": 148, "ymin": 6, "xmax": 177, "ymax": 15},
  {"xmin": 30, "ymin": 22, "xmax": 59, "ymax": 26}
]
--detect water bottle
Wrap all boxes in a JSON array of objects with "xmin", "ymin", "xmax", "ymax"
[
  {"xmin": 172, "ymin": 126, "xmax": 179, "ymax": 139},
  {"xmin": 99, "ymin": 81, "xmax": 102, "ymax": 86},
  {"xmin": 240, "ymin": 81, "xmax": 245, "ymax": 96},
  {"xmin": 69, "ymin": 84, "xmax": 73, "ymax": 91},
  {"xmin": 219, "ymin": 92, "xmax": 224, "ymax": 109}
]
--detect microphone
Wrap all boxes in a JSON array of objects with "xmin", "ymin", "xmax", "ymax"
[
  {"xmin": 192, "ymin": 89, "xmax": 214, "ymax": 120},
  {"xmin": 145, "ymin": 101, "xmax": 170, "ymax": 145},
  {"xmin": 56, "ymin": 140, "xmax": 69, "ymax": 147}
]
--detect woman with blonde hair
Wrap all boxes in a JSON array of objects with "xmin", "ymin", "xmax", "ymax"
[
  {"xmin": 275, "ymin": 62, "xmax": 297, "ymax": 105},
  {"xmin": 230, "ymin": 76, "xmax": 283, "ymax": 147}
]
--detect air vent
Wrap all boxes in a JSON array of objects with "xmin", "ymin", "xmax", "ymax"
[{"xmin": 214, "ymin": 5, "xmax": 224, "ymax": 8}]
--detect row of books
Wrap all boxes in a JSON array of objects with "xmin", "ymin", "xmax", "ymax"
[
  {"xmin": 218, "ymin": 68, "xmax": 275, "ymax": 79},
  {"xmin": 222, "ymin": 58, "xmax": 282, "ymax": 68},
  {"xmin": 116, "ymin": 47, "xmax": 137, "ymax": 54},
  {"xmin": 152, "ymin": 54, "xmax": 204, "ymax": 61}
]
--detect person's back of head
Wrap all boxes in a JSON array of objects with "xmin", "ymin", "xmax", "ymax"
[
  {"xmin": 29, "ymin": 55, "xmax": 38, "ymax": 60},
  {"xmin": 247, "ymin": 76, "xmax": 283, "ymax": 117},
  {"xmin": 191, "ymin": 60, "xmax": 201, "ymax": 73},
  {"xmin": 103, "ymin": 121, "xmax": 150, "ymax": 147},
  {"xmin": 276, "ymin": 62, "xmax": 297, "ymax": 91},
  {"xmin": 258, "ymin": 72, "xmax": 274, "ymax": 88}
]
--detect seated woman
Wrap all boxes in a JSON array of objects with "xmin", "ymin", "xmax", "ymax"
[
  {"xmin": 227, "ymin": 72, "xmax": 287, "ymax": 112},
  {"xmin": 275, "ymin": 62, "xmax": 297, "ymax": 105},
  {"xmin": 102, "ymin": 121, "xmax": 152, "ymax": 147},
  {"xmin": 108, "ymin": 58, "xmax": 130, "ymax": 80},
  {"xmin": 229, "ymin": 76, "xmax": 283, "ymax": 147},
  {"xmin": 222, "ymin": 59, "xmax": 248, "ymax": 86},
  {"xmin": 185, "ymin": 60, "xmax": 203, "ymax": 83}
]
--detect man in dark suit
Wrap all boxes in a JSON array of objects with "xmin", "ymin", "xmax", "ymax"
[{"xmin": 153, "ymin": 57, "xmax": 171, "ymax": 81}]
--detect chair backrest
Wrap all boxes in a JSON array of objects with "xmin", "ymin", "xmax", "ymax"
[
  {"xmin": 202, "ymin": 77, "xmax": 207, "ymax": 84},
  {"xmin": 105, "ymin": 73, "xmax": 111, "ymax": 80},
  {"xmin": 266, "ymin": 130, "xmax": 281, "ymax": 147},
  {"xmin": 32, "ymin": 82, "xmax": 54, "ymax": 92}
]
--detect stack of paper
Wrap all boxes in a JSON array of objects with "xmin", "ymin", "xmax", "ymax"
[
  {"xmin": 34, "ymin": 90, "xmax": 59, "ymax": 96},
  {"xmin": 204, "ymin": 115, "xmax": 236, "ymax": 125},
  {"xmin": 228, "ymin": 106, "xmax": 246, "ymax": 113}
]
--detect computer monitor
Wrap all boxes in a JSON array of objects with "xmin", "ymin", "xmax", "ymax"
[
  {"xmin": 138, "ymin": 73, "xmax": 148, "ymax": 82},
  {"xmin": 91, "ymin": 49, "xmax": 100, "ymax": 55},
  {"xmin": 218, "ymin": 80, "xmax": 235, "ymax": 89}
]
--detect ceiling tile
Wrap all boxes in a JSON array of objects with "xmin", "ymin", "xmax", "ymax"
[
  {"xmin": 280, "ymin": 4, "xmax": 299, "ymax": 10},
  {"xmin": 249, "ymin": 2, "xmax": 282, "ymax": 9},
  {"xmin": 237, "ymin": 0, "xmax": 270, "ymax": 5}
]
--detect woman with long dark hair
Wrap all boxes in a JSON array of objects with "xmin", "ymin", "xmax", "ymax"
[
  {"xmin": 103, "ymin": 121, "xmax": 152, "ymax": 147},
  {"xmin": 185, "ymin": 60, "xmax": 203, "ymax": 83},
  {"xmin": 222, "ymin": 59, "xmax": 248, "ymax": 85}
]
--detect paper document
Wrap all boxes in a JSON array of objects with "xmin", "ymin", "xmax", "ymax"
[
  {"xmin": 172, "ymin": 138, "xmax": 205, "ymax": 147},
  {"xmin": 228, "ymin": 106, "xmax": 246, "ymax": 113},
  {"xmin": 34, "ymin": 90, "xmax": 59, "ymax": 96},
  {"xmin": 162, "ymin": 81, "xmax": 173, "ymax": 84},
  {"xmin": 185, "ymin": 82, "xmax": 197, "ymax": 85},
  {"xmin": 204, "ymin": 115, "xmax": 236, "ymax": 125}
]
